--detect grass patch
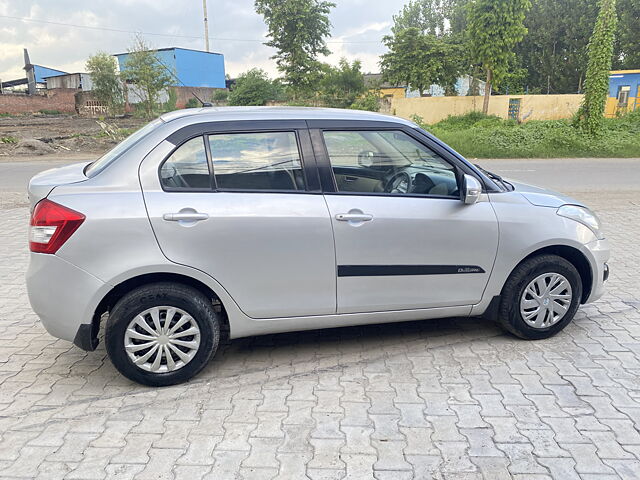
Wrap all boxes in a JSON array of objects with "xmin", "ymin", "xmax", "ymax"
[
  {"xmin": 0, "ymin": 113, "xmax": 13, "ymax": 118},
  {"xmin": 38, "ymin": 109, "xmax": 62, "ymax": 115},
  {"xmin": 413, "ymin": 110, "xmax": 640, "ymax": 158},
  {"xmin": 0, "ymin": 136, "xmax": 18, "ymax": 144}
]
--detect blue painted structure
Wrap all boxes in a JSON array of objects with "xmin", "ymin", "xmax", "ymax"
[
  {"xmin": 33, "ymin": 65, "xmax": 68, "ymax": 83},
  {"xmin": 606, "ymin": 70, "xmax": 640, "ymax": 116},
  {"xmin": 114, "ymin": 47, "xmax": 225, "ymax": 88}
]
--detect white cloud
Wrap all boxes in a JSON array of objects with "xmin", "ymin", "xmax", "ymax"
[{"xmin": 0, "ymin": 0, "xmax": 405, "ymax": 82}]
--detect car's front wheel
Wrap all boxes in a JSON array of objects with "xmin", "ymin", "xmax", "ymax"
[
  {"xmin": 498, "ymin": 254, "xmax": 582, "ymax": 340},
  {"xmin": 105, "ymin": 283, "xmax": 220, "ymax": 386}
]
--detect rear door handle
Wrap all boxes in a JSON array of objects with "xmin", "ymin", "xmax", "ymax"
[
  {"xmin": 163, "ymin": 212, "xmax": 209, "ymax": 222},
  {"xmin": 335, "ymin": 213, "xmax": 373, "ymax": 222}
]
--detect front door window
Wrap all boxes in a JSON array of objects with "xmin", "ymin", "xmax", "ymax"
[{"xmin": 322, "ymin": 130, "xmax": 459, "ymax": 197}]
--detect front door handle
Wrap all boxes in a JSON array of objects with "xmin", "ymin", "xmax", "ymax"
[
  {"xmin": 335, "ymin": 213, "xmax": 373, "ymax": 222},
  {"xmin": 163, "ymin": 212, "xmax": 209, "ymax": 222}
]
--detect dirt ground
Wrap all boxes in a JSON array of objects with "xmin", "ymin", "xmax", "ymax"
[{"xmin": 0, "ymin": 114, "xmax": 147, "ymax": 158}]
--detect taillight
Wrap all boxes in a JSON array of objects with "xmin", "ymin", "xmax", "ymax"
[{"xmin": 29, "ymin": 199, "xmax": 85, "ymax": 254}]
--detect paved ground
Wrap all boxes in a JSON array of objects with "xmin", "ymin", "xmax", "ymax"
[{"xmin": 1, "ymin": 158, "xmax": 640, "ymax": 479}]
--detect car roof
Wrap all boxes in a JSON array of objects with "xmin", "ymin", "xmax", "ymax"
[{"xmin": 159, "ymin": 106, "xmax": 417, "ymax": 127}]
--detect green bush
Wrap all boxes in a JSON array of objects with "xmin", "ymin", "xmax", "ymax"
[
  {"xmin": 0, "ymin": 136, "xmax": 18, "ymax": 144},
  {"xmin": 38, "ymin": 109, "xmax": 62, "ymax": 115},
  {"xmin": 228, "ymin": 69, "xmax": 283, "ymax": 106},
  {"xmin": 349, "ymin": 92, "xmax": 380, "ymax": 112},
  {"xmin": 185, "ymin": 98, "xmax": 200, "ymax": 109},
  {"xmin": 212, "ymin": 90, "xmax": 229, "ymax": 102},
  {"xmin": 414, "ymin": 110, "xmax": 640, "ymax": 158}
]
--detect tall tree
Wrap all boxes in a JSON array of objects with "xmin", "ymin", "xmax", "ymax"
[
  {"xmin": 391, "ymin": 0, "xmax": 448, "ymax": 35},
  {"xmin": 255, "ymin": 0, "xmax": 335, "ymax": 98},
  {"xmin": 467, "ymin": 0, "xmax": 531, "ymax": 113},
  {"xmin": 515, "ymin": 0, "xmax": 598, "ymax": 94},
  {"xmin": 381, "ymin": 0, "xmax": 465, "ymax": 96},
  {"xmin": 86, "ymin": 52, "xmax": 123, "ymax": 116},
  {"xmin": 380, "ymin": 28, "xmax": 463, "ymax": 96},
  {"xmin": 613, "ymin": 0, "xmax": 640, "ymax": 69},
  {"xmin": 576, "ymin": 0, "xmax": 618, "ymax": 135},
  {"xmin": 121, "ymin": 37, "xmax": 173, "ymax": 118}
]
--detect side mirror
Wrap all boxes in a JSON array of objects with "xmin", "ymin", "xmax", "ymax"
[{"xmin": 462, "ymin": 174, "xmax": 482, "ymax": 205}]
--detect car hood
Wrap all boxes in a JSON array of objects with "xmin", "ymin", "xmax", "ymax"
[
  {"xmin": 508, "ymin": 180, "xmax": 585, "ymax": 208},
  {"xmin": 28, "ymin": 161, "xmax": 91, "ymax": 209}
]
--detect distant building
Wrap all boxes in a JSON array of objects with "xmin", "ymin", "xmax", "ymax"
[
  {"xmin": 364, "ymin": 74, "xmax": 407, "ymax": 100},
  {"xmin": 114, "ymin": 47, "xmax": 225, "ymax": 89},
  {"xmin": 43, "ymin": 73, "xmax": 93, "ymax": 91},
  {"xmin": 1, "ymin": 64, "xmax": 68, "ymax": 92},
  {"xmin": 33, "ymin": 65, "xmax": 67, "ymax": 84},
  {"xmin": 365, "ymin": 73, "xmax": 486, "ymax": 99},
  {"xmin": 606, "ymin": 69, "xmax": 640, "ymax": 117},
  {"xmin": 407, "ymin": 75, "xmax": 486, "ymax": 98}
]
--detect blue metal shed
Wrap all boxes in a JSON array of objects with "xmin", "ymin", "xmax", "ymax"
[
  {"xmin": 33, "ymin": 65, "xmax": 68, "ymax": 84},
  {"xmin": 114, "ymin": 47, "xmax": 225, "ymax": 89}
]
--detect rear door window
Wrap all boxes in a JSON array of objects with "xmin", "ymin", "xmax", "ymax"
[{"xmin": 208, "ymin": 132, "xmax": 305, "ymax": 191}]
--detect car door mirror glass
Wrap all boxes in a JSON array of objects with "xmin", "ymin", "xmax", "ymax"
[{"xmin": 462, "ymin": 174, "xmax": 482, "ymax": 204}]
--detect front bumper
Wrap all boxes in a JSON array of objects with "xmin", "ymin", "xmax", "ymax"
[
  {"xmin": 584, "ymin": 238, "xmax": 610, "ymax": 303},
  {"xmin": 27, "ymin": 252, "xmax": 107, "ymax": 349}
]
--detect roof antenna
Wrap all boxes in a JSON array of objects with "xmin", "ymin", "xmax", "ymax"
[{"xmin": 191, "ymin": 91, "xmax": 212, "ymax": 107}]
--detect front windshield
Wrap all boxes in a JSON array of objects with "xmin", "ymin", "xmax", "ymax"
[{"xmin": 84, "ymin": 118, "xmax": 163, "ymax": 177}]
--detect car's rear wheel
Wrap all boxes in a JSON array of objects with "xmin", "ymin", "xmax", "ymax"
[
  {"xmin": 498, "ymin": 254, "xmax": 582, "ymax": 340},
  {"xmin": 105, "ymin": 283, "xmax": 220, "ymax": 386}
]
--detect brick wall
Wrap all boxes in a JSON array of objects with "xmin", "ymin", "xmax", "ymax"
[
  {"xmin": 173, "ymin": 86, "xmax": 226, "ymax": 108},
  {"xmin": 0, "ymin": 88, "xmax": 77, "ymax": 114}
]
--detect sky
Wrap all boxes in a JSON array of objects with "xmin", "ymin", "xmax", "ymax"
[{"xmin": 0, "ymin": 0, "xmax": 409, "ymax": 83}]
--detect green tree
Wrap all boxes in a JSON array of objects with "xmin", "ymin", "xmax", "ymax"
[
  {"xmin": 255, "ymin": 0, "xmax": 335, "ymax": 98},
  {"xmin": 613, "ymin": 0, "xmax": 640, "ymax": 69},
  {"xmin": 467, "ymin": 0, "xmax": 531, "ymax": 113},
  {"xmin": 575, "ymin": 0, "xmax": 618, "ymax": 135},
  {"xmin": 380, "ymin": 27, "xmax": 463, "ymax": 96},
  {"xmin": 515, "ymin": 0, "xmax": 599, "ymax": 94},
  {"xmin": 85, "ymin": 52, "xmax": 123, "ymax": 116},
  {"xmin": 121, "ymin": 37, "xmax": 173, "ymax": 118},
  {"xmin": 319, "ymin": 58, "xmax": 366, "ymax": 108},
  {"xmin": 349, "ymin": 91, "xmax": 381, "ymax": 112},
  {"xmin": 391, "ymin": 0, "xmax": 448, "ymax": 35},
  {"xmin": 228, "ymin": 68, "xmax": 283, "ymax": 106}
]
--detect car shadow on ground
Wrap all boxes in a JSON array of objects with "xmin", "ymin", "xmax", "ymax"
[{"xmin": 83, "ymin": 315, "xmax": 509, "ymax": 390}]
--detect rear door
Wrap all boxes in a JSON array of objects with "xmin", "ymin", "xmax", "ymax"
[
  {"xmin": 140, "ymin": 122, "xmax": 336, "ymax": 319},
  {"xmin": 310, "ymin": 123, "xmax": 499, "ymax": 314}
]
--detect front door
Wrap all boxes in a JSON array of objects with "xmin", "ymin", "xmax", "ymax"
[
  {"xmin": 141, "ymin": 127, "xmax": 336, "ymax": 319},
  {"xmin": 316, "ymin": 128, "xmax": 499, "ymax": 314}
]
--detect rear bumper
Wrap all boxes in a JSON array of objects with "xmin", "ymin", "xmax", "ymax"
[
  {"xmin": 26, "ymin": 252, "xmax": 106, "ymax": 349},
  {"xmin": 584, "ymin": 238, "xmax": 610, "ymax": 303}
]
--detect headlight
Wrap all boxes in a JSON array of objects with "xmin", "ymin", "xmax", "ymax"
[{"xmin": 557, "ymin": 205, "xmax": 604, "ymax": 240}]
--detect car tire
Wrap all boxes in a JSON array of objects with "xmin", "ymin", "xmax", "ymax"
[
  {"xmin": 498, "ymin": 254, "xmax": 582, "ymax": 340},
  {"xmin": 105, "ymin": 283, "xmax": 220, "ymax": 386}
]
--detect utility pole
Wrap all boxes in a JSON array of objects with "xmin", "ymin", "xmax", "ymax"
[{"xmin": 202, "ymin": 0, "xmax": 210, "ymax": 52}]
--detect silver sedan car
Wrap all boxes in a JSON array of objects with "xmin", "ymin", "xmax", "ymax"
[{"xmin": 26, "ymin": 107, "xmax": 610, "ymax": 386}]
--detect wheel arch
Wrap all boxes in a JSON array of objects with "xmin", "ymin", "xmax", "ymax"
[
  {"xmin": 92, "ymin": 272, "xmax": 230, "ymax": 344},
  {"xmin": 512, "ymin": 244, "xmax": 593, "ymax": 304}
]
